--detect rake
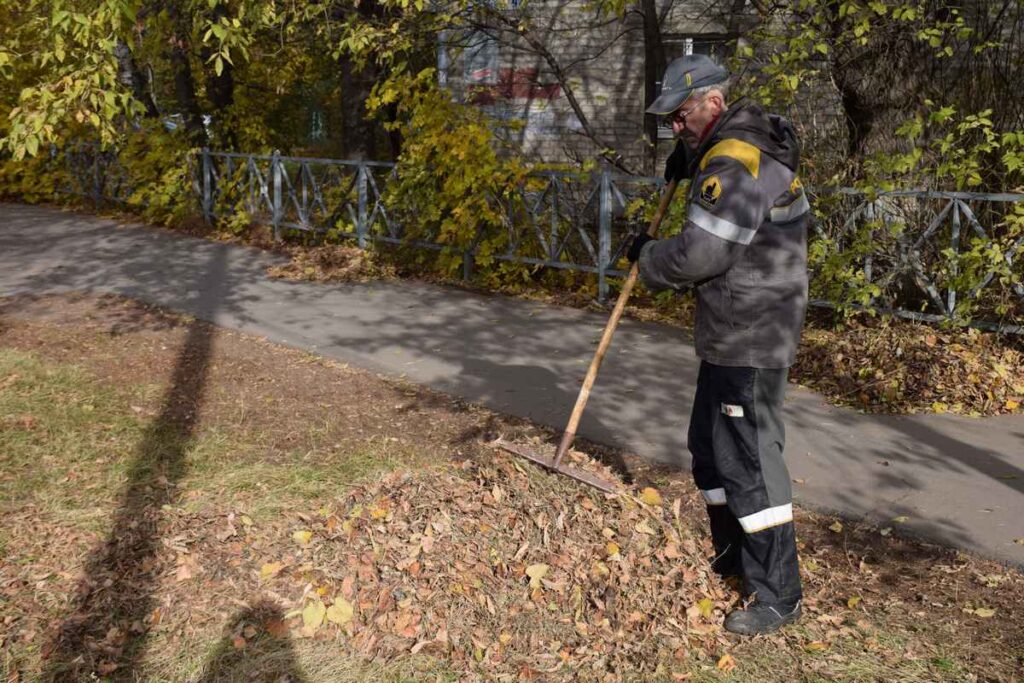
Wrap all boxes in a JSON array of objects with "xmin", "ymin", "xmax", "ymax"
[{"xmin": 494, "ymin": 177, "xmax": 681, "ymax": 492}]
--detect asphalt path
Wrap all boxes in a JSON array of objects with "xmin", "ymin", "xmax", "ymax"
[{"xmin": 2, "ymin": 203, "xmax": 1022, "ymax": 567}]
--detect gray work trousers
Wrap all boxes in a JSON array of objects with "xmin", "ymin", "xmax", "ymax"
[{"xmin": 688, "ymin": 361, "xmax": 802, "ymax": 606}]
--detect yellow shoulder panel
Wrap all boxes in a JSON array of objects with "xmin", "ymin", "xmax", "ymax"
[{"xmin": 699, "ymin": 139, "xmax": 761, "ymax": 179}]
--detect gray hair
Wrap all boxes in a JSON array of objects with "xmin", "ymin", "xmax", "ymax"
[{"xmin": 692, "ymin": 78, "xmax": 731, "ymax": 103}]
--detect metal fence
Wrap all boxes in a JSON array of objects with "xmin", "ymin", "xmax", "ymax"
[
  {"xmin": 194, "ymin": 149, "xmax": 660, "ymax": 297},
  {"xmin": 810, "ymin": 188, "xmax": 1024, "ymax": 333},
  {"xmin": 55, "ymin": 145, "xmax": 1024, "ymax": 333},
  {"xmin": 56, "ymin": 142, "xmax": 134, "ymax": 206}
]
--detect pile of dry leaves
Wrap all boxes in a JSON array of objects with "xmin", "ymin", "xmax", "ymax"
[
  {"xmin": 792, "ymin": 317, "xmax": 1024, "ymax": 415},
  {"xmin": 262, "ymin": 452, "xmax": 739, "ymax": 680},
  {"xmin": 267, "ymin": 244, "xmax": 395, "ymax": 284}
]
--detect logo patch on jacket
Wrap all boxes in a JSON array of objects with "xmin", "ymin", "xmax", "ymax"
[{"xmin": 698, "ymin": 175, "xmax": 722, "ymax": 209}]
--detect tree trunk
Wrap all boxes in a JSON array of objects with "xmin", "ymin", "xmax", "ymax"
[
  {"xmin": 166, "ymin": 3, "xmax": 207, "ymax": 146},
  {"xmin": 641, "ymin": 0, "xmax": 666, "ymax": 174},
  {"xmin": 114, "ymin": 40, "xmax": 160, "ymax": 118},
  {"xmin": 201, "ymin": 2, "xmax": 237, "ymax": 149}
]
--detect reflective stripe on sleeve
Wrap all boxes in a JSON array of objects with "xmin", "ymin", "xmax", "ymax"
[
  {"xmin": 700, "ymin": 488, "xmax": 728, "ymax": 505},
  {"xmin": 688, "ymin": 204, "xmax": 757, "ymax": 245},
  {"xmin": 769, "ymin": 191, "xmax": 810, "ymax": 224},
  {"xmin": 737, "ymin": 503, "xmax": 793, "ymax": 533}
]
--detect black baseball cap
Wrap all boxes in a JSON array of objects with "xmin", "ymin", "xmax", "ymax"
[{"xmin": 646, "ymin": 55, "xmax": 729, "ymax": 115}]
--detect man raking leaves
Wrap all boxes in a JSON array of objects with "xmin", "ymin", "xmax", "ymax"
[{"xmin": 630, "ymin": 55, "xmax": 811, "ymax": 636}]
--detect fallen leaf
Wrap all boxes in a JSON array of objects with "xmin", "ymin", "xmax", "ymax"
[
  {"xmin": 829, "ymin": 521, "xmax": 843, "ymax": 533},
  {"xmin": 805, "ymin": 641, "xmax": 829, "ymax": 652},
  {"xmin": 265, "ymin": 619, "xmax": 288, "ymax": 638},
  {"xmin": 1006, "ymin": 399, "xmax": 1019, "ymax": 411},
  {"xmin": 232, "ymin": 635, "xmax": 246, "ymax": 650},
  {"xmin": 879, "ymin": 527, "xmax": 892, "ymax": 537},
  {"xmin": 260, "ymin": 562, "xmax": 283, "ymax": 580},
  {"xmin": 606, "ymin": 542, "xmax": 620, "ymax": 557},
  {"xmin": 292, "ymin": 530, "xmax": 313, "ymax": 546},
  {"xmin": 697, "ymin": 598, "xmax": 713, "ymax": 619},
  {"xmin": 973, "ymin": 607, "xmax": 996, "ymax": 618},
  {"xmin": 303, "ymin": 599, "xmax": 326, "ymax": 632},
  {"xmin": 525, "ymin": 564, "xmax": 549, "ymax": 589},
  {"xmin": 326, "ymin": 598, "xmax": 354, "ymax": 626},
  {"xmin": 716, "ymin": 653, "xmax": 736, "ymax": 672},
  {"xmin": 639, "ymin": 487, "xmax": 663, "ymax": 506},
  {"xmin": 847, "ymin": 596, "xmax": 862, "ymax": 609},
  {"xmin": 635, "ymin": 520, "xmax": 656, "ymax": 535},
  {"xmin": 891, "ymin": 516, "xmax": 909, "ymax": 524},
  {"xmin": 1015, "ymin": 538, "xmax": 1024, "ymax": 545}
]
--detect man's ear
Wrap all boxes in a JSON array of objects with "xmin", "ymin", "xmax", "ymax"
[{"xmin": 708, "ymin": 90, "xmax": 725, "ymax": 112}]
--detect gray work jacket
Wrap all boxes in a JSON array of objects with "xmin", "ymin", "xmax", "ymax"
[{"xmin": 638, "ymin": 126, "xmax": 810, "ymax": 368}]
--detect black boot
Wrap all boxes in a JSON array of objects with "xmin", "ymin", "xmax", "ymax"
[{"xmin": 724, "ymin": 600, "xmax": 801, "ymax": 636}]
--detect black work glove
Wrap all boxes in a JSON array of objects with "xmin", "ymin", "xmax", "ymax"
[
  {"xmin": 664, "ymin": 140, "xmax": 696, "ymax": 183},
  {"xmin": 627, "ymin": 232, "xmax": 654, "ymax": 263}
]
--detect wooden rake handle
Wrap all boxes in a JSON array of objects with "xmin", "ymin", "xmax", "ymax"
[{"xmin": 552, "ymin": 177, "xmax": 681, "ymax": 466}]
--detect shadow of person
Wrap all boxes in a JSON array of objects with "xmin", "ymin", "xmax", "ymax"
[
  {"xmin": 39, "ymin": 249, "xmax": 227, "ymax": 681},
  {"xmin": 194, "ymin": 600, "xmax": 308, "ymax": 683}
]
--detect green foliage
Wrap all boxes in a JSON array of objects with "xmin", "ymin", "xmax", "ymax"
[
  {"xmin": 0, "ymin": 151, "xmax": 66, "ymax": 203},
  {"xmin": 368, "ymin": 69, "xmax": 531, "ymax": 282},
  {"xmin": 117, "ymin": 125, "xmax": 197, "ymax": 225},
  {"xmin": 2, "ymin": 0, "xmax": 143, "ymax": 158}
]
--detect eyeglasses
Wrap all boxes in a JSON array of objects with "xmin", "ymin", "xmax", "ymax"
[{"xmin": 661, "ymin": 96, "xmax": 704, "ymax": 129}]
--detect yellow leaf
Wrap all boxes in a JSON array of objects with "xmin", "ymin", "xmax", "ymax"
[
  {"xmin": 1006, "ymin": 399, "xmax": 1020, "ymax": 411},
  {"xmin": 302, "ymin": 599, "xmax": 326, "ymax": 632},
  {"xmin": 698, "ymin": 598, "xmax": 714, "ymax": 618},
  {"xmin": 292, "ymin": 530, "xmax": 313, "ymax": 546},
  {"xmin": 716, "ymin": 653, "xmax": 736, "ymax": 672},
  {"xmin": 829, "ymin": 521, "xmax": 843, "ymax": 533},
  {"xmin": 260, "ymin": 562, "xmax": 283, "ymax": 580},
  {"xmin": 847, "ymin": 596, "xmax": 862, "ymax": 609},
  {"xmin": 635, "ymin": 520, "xmax": 656, "ymax": 535},
  {"xmin": 891, "ymin": 516, "xmax": 909, "ymax": 524},
  {"xmin": 326, "ymin": 598, "xmax": 354, "ymax": 625},
  {"xmin": 525, "ymin": 564, "xmax": 549, "ymax": 589},
  {"xmin": 973, "ymin": 607, "xmax": 996, "ymax": 618},
  {"xmin": 805, "ymin": 641, "xmax": 829, "ymax": 652},
  {"xmin": 639, "ymin": 487, "xmax": 663, "ymax": 506},
  {"xmin": 606, "ymin": 542, "xmax": 620, "ymax": 557},
  {"xmin": 932, "ymin": 401, "xmax": 948, "ymax": 414}
]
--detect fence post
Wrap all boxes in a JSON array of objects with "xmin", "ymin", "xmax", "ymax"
[
  {"xmin": 92, "ymin": 144, "xmax": 101, "ymax": 208},
  {"xmin": 948, "ymin": 199, "xmax": 962, "ymax": 318},
  {"xmin": 271, "ymin": 149, "xmax": 282, "ymax": 242},
  {"xmin": 356, "ymin": 163, "xmax": 368, "ymax": 249},
  {"xmin": 597, "ymin": 169, "xmax": 612, "ymax": 303},
  {"xmin": 201, "ymin": 148, "xmax": 212, "ymax": 224}
]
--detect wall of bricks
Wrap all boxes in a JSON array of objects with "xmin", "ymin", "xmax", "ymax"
[{"xmin": 442, "ymin": 1, "xmax": 844, "ymax": 175}]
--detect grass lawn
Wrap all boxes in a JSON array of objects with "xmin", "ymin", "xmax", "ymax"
[{"xmin": 1, "ymin": 293, "xmax": 1021, "ymax": 682}]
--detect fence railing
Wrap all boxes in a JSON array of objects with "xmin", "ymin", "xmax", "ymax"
[{"xmin": 55, "ymin": 146, "xmax": 1024, "ymax": 334}]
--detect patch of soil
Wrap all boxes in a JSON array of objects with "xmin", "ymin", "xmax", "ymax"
[
  {"xmin": 0, "ymin": 292, "xmax": 509, "ymax": 462},
  {"xmin": 1, "ymin": 293, "xmax": 1022, "ymax": 681}
]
